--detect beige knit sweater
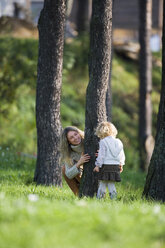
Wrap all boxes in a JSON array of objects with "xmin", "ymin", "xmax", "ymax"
[{"xmin": 64, "ymin": 141, "xmax": 84, "ymax": 179}]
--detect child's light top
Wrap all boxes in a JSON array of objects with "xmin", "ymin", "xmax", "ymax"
[{"xmin": 95, "ymin": 136, "xmax": 125, "ymax": 167}]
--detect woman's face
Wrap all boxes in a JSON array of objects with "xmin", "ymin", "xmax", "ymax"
[{"xmin": 67, "ymin": 131, "xmax": 81, "ymax": 145}]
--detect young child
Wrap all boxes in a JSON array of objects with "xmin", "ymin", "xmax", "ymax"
[{"xmin": 93, "ymin": 121, "xmax": 125, "ymax": 199}]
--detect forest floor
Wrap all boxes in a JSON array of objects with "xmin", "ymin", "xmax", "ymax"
[
  {"xmin": 0, "ymin": 16, "xmax": 140, "ymax": 59},
  {"xmin": 2, "ymin": 16, "xmax": 156, "ymax": 64},
  {"xmin": 0, "ymin": 16, "xmax": 38, "ymax": 38}
]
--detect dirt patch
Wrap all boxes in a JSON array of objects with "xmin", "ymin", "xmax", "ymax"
[{"xmin": 0, "ymin": 16, "xmax": 38, "ymax": 39}]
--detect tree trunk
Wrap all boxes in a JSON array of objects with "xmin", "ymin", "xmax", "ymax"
[
  {"xmin": 106, "ymin": 81, "xmax": 112, "ymax": 121},
  {"xmin": 77, "ymin": 0, "xmax": 92, "ymax": 33},
  {"xmin": 106, "ymin": 0, "xmax": 115, "ymax": 121},
  {"xmin": 139, "ymin": 0, "xmax": 154, "ymax": 172},
  {"xmin": 34, "ymin": 0, "xmax": 66, "ymax": 186},
  {"xmin": 25, "ymin": 0, "xmax": 32, "ymax": 22},
  {"xmin": 79, "ymin": 0, "xmax": 113, "ymax": 197},
  {"xmin": 143, "ymin": 0, "xmax": 165, "ymax": 202}
]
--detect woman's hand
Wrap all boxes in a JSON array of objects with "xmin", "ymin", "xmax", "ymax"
[
  {"xmin": 119, "ymin": 165, "xmax": 123, "ymax": 173},
  {"xmin": 93, "ymin": 166, "xmax": 99, "ymax": 172},
  {"xmin": 76, "ymin": 153, "xmax": 90, "ymax": 168}
]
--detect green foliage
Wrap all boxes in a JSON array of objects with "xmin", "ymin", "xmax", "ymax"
[
  {"xmin": 0, "ymin": 37, "xmax": 38, "ymax": 106},
  {"xmin": 0, "ymin": 37, "xmax": 90, "ymax": 152},
  {"xmin": 61, "ymin": 36, "xmax": 89, "ymax": 128},
  {"xmin": 1, "ymin": 85, "xmax": 36, "ymax": 152},
  {"xmin": 0, "ymin": 37, "xmax": 162, "ymax": 169},
  {"xmin": 0, "ymin": 150, "xmax": 165, "ymax": 248}
]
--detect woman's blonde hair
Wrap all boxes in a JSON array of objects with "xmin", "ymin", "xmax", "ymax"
[
  {"xmin": 60, "ymin": 126, "xmax": 84, "ymax": 163},
  {"xmin": 95, "ymin": 122, "xmax": 118, "ymax": 139}
]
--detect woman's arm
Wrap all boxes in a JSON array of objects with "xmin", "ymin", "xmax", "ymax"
[
  {"xmin": 65, "ymin": 153, "xmax": 90, "ymax": 179},
  {"xmin": 65, "ymin": 163, "xmax": 80, "ymax": 179}
]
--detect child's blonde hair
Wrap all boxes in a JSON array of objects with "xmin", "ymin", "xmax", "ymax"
[{"xmin": 95, "ymin": 121, "xmax": 118, "ymax": 139}]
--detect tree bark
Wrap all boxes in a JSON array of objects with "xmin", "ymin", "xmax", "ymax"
[
  {"xmin": 106, "ymin": 81, "xmax": 112, "ymax": 121},
  {"xmin": 106, "ymin": 0, "xmax": 115, "ymax": 121},
  {"xmin": 79, "ymin": 0, "xmax": 113, "ymax": 197},
  {"xmin": 143, "ymin": 0, "xmax": 165, "ymax": 202},
  {"xmin": 34, "ymin": 0, "xmax": 66, "ymax": 186},
  {"xmin": 139, "ymin": 0, "xmax": 154, "ymax": 172}
]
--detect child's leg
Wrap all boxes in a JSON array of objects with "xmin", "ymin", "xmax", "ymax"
[
  {"xmin": 97, "ymin": 181, "xmax": 107, "ymax": 199},
  {"xmin": 107, "ymin": 182, "xmax": 117, "ymax": 199}
]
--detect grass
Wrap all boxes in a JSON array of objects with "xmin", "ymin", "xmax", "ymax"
[{"xmin": 0, "ymin": 149, "xmax": 165, "ymax": 248}]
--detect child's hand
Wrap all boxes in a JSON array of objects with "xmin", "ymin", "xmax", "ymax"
[
  {"xmin": 95, "ymin": 150, "xmax": 99, "ymax": 157},
  {"xmin": 93, "ymin": 166, "xmax": 99, "ymax": 172},
  {"xmin": 119, "ymin": 165, "xmax": 123, "ymax": 173}
]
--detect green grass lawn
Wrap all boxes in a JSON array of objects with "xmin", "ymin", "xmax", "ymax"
[{"xmin": 0, "ymin": 149, "xmax": 165, "ymax": 248}]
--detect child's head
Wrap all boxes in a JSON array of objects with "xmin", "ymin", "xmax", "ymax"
[{"xmin": 95, "ymin": 122, "xmax": 118, "ymax": 139}]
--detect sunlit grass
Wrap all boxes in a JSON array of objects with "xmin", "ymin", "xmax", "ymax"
[{"xmin": 0, "ymin": 149, "xmax": 165, "ymax": 248}]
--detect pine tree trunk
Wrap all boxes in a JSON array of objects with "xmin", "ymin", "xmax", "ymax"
[
  {"xmin": 79, "ymin": 0, "xmax": 113, "ymax": 197},
  {"xmin": 106, "ymin": 4, "xmax": 114, "ymax": 122},
  {"xmin": 143, "ymin": 0, "xmax": 165, "ymax": 202},
  {"xmin": 34, "ymin": 0, "xmax": 66, "ymax": 186},
  {"xmin": 139, "ymin": 0, "xmax": 154, "ymax": 172},
  {"xmin": 106, "ymin": 81, "xmax": 112, "ymax": 121}
]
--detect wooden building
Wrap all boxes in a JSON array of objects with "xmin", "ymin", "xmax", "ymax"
[
  {"xmin": 113, "ymin": 0, "xmax": 163, "ymax": 30},
  {"xmin": 112, "ymin": 0, "xmax": 163, "ymax": 44}
]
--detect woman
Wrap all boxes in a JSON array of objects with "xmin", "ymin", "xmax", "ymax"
[{"xmin": 60, "ymin": 126, "xmax": 90, "ymax": 195}]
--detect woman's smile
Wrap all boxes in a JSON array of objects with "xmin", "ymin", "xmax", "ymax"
[{"xmin": 67, "ymin": 131, "xmax": 81, "ymax": 145}]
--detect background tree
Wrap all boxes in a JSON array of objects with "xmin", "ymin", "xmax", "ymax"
[
  {"xmin": 139, "ymin": 0, "xmax": 154, "ymax": 172},
  {"xmin": 80, "ymin": 0, "xmax": 113, "ymax": 197},
  {"xmin": 76, "ymin": 0, "xmax": 92, "ymax": 33},
  {"xmin": 143, "ymin": 0, "xmax": 165, "ymax": 202},
  {"xmin": 34, "ymin": 0, "xmax": 66, "ymax": 186}
]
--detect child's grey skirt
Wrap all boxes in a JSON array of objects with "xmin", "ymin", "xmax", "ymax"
[{"xmin": 98, "ymin": 164, "xmax": 121, "ymax": 182}]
